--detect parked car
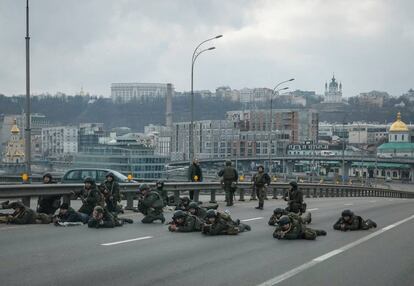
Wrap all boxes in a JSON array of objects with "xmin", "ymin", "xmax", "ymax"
[{"xmin": 61, "ymin": 168, "xmax": 136, "ymax": 184}]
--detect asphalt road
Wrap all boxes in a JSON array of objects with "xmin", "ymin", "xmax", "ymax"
[{"xmin": 0, "ymin": 197, "xmax": 413, "ymax": 286}]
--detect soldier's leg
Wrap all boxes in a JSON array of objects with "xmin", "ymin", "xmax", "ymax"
[
  {"xmin": 224, "ymin": 185, "xmax": 231, "ymax": 206},
  {"xmin": 302, "ymin": 228, "xmax": 317, "ymax": 240},
  {"xmin": 256, "ymin": 187, "xmax": 264, "ymax": 209},
  {"xmin": 189, "ymin": 190, "xmax": 194, "ymax": 200},
  {"xmin": 364, "ymin": 219, "xmax": 377, "ymax": 229},
  {"xmin": 141, "ymin": 214, "xmax": 156, "ymax": 224},
  {"xmin": 250, "ymin": 188, "xmax": 257, "ymax": 200},
  {"xmin": 238, "ymin": 222, "xmax": 251, "ymax": 232}
]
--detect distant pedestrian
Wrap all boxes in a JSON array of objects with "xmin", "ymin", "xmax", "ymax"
[{"xmin": 188, "ymin": 159, "xmax": 203, "ymax": 200}]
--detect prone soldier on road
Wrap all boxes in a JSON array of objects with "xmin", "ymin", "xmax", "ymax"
[
  {"xmin": 37, "ymin": 173, "xmax": 61, "ymax": 215},
  {"xmin": 188, "ymin": 202, "xmax": 207, "ymax": 221},
  {"xmin": 201, "ymin": 209, "xmax": 251, "ymax": 236},
  {"xmin": 168, "ymin": 210, "xmax": 203, "ymax": 232},
  {"xmin": 273, "ymin": 215, "xmax": 326, "ymax": 240},
  {"xmin": 99, "ymin": 172, "xmax": 121, "ymax": 214},
  {"xmin": 268, "ymin": 207, "xmax": 288, "ymax": 226},
  {"xmin": 1, "ymin": 201, "xmax": 51, "ymax": 224},
  {"xmin": 137, "ymin": 184, "xmax": 165, "ymax": 224},
  {"xmin": 72, "ymin": 177, "xmax": 104, "ymax": 221},
  {"xmin": 252, "ymin": 165, "xmax": 271, "ymax": 210},
  {"xmin": 88, "ymin": 206, "xmax": 119, "ymax": 228},
  {"xmin": 218, "ymin": 160, "xmax": 238, "ymax": 206},
  {"xmin": 333, "ymin": 209, "xmax": 377, "ymax": 231},
  {"xmin": 53, "ymin": 203, "xmax": 86, "ymax": 225},
  {"xmin": 175, "ymin": 196, "xmax": 192, "ymax": 211}
]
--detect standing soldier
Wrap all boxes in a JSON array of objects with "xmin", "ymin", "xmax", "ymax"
[
  {"xmin": 273, "ymin": 215, "xmax": 326, "ymax": 240},
  {"xmin": 252, "ymin": 165, "xmax": 271, "ymax": 210},
  {"xmin": 99, "ymin": 172, "xmax": 121, "ymax": 213},
  {"xmin": 188, "ymin": 158, "xmax": 203, "ymax": 200},
  {"xmin": 168, "ymin": 210, "xmax": 203, "ymax": 232},
  {"xmin": 72, "ymin": 177, "xmax": 104, "ymax": 221},
  {"xmin": 137, "ymin": 184, "xmax": 165, "ymax": 224},
  {"xmin": 37, "ymin": 173, "xmax": 61, "ymax": 215},
  {"xmin": 218, "ymin": 160, "xmax": 239, "ymax": 206},
  {"xmin": 155, "ymin": 180, "xmax": 168, "ymax": 207},
  {"xmin": 201, "ymin": 209, "xmax": 251, "ymax": 235},
  {"xmin": 333, "ymin": 209, "xmax": 377, "ymax": 231}
]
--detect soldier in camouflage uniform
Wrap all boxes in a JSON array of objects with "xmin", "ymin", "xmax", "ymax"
[
  {"xmin": 252, "ymin": 165, "xmax": 271, "ymax": 210},
  {"xmin": 187, "ymin": 202, "xmax": 207, "ymax": 221},
  {"xmin": 99, "ymin": 172, "xmax": 121, "ymax": 214},
  {"xmin": 168, "ymin": 210, "xmax": 203, "ymax": 232},
  {"xmin": 37, "ymin": 173, "xmax": 61, "ymax": 215},
  {"xmin": 88, "ymin": 206, "xmax": 119, "ymax": 228},
  {"xmin": 1, "ymin": 201, "xmax": 51, "ymax": 224},
  {"xmin": 155, "ymin": 180, "xmax": 168, "ymax": 207},
  {"xmin": 202, "ymin": 209, "xmax": 251, "ymax": 235},
  {"xmin": 268, "ymin": 207, "xmax": 288, "ymax": 226},
  {"xmin": 137, "ymin": 184, "xmax": 165, "ymax": 224},
  {"xmin": 53, "ymin": 203, "xmax": 85, "ymax": 225},
  {"xmin": 273, "ymin": 215, "xmax": 326, "ymax": 240},
  {"xmin": 333, "ymin": 209, "xmax": 377, "ymax": 231},
  {"xmin": 72, "ymin": 177, "xmax": 104, "ymax": 220},
  {"xmin": 218, "ymin": 160, "xmax": 239, "ymax": 206}
]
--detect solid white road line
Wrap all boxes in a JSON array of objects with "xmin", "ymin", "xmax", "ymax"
[
  {"xmin": 241, "ymin": 217, "xmax": 264, "ymax": 222},
  {"xmin": 256, "ymin": 214, "xmax": 414, "ymax": 286},
  {"xmin": 101, "ymin": 236, "xmax": 153, "ymax": 246},
  {"xmin": 307, "ymin": 208, "xmax": 319, "ymax": 211}
]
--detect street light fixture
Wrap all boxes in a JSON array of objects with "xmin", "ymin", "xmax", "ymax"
[
  {"xmin": 268, "ymin": 79, "xmax": 295, "ymax": 175},
  {"xmin": 189, "ymin": 36, "xmax": 222, "ymax": 163}
]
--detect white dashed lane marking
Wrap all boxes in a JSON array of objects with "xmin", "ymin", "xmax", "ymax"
[
  {"xmin": 101, "ymin": 236, "xmax": 153, "ymax": 246},
  {"xmin": 241, "ymin": 217, "xmax": 264, "ymax": 222}
]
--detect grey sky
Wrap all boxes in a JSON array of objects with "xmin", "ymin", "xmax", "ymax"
[{"xmin": 0, "ymin": 0, "xmax": 413, "ymax": 97}]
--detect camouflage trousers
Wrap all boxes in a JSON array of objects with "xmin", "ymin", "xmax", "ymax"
[
  {"xmin": 142, "ymin": 208, "xmax": 165, "ymax": 224},
  {"xmin": 256, "ymin": 186, "xmax": 267, "ymax": 205},
  {"xmin": 301, "ymin": 227, "xmax": 325, "ymax": 240}
]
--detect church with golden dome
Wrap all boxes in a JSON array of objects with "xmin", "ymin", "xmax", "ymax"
[
  {"xmin": 2, "ymin": 119, "xmax": 25, "ymax": 163},
  {"xmin": 377, "ymin": 112, "xmax": 414, "ymax": 158}
]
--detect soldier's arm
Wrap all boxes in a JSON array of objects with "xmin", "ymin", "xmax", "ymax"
[
  {"xmin": 297, "ymin": 190, "xmax": 304, "ymax": 203},
  {"xmin": 273, "ymin": 227, "xmax": 283, "ymax": 239},
  {"xmin": 177, "ymin": 218, "xmax": 195, "ymax": 232},
  {"xmin": 85, "ymin": 190, "xmax": 100, "ymax": 204},
  {"xmin": 268, "ymin": 216, "xmax": 276, "ymax": 226},
  {"xmin": 113, "ymin": 183, "xmax": 121, "ymax": 201},
  {"xmin": 347, "ymin": 217, "xmax": 362, "ymax": 231},
  {"xmin": 333, "ymin": 218, "xmax": 343, "ymax": 230},
  {"xmin": 234, "ymin": 170, "xmax": 239, "ymax": 181},
  {"xmin": 283, "ymin": 225, "xmax": 302, "ymax": 240},
  {"xmin": 218, "ymin": 169, "xmax": 224, "ymax": 177}
]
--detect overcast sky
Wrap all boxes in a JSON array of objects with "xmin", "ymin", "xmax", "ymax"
[{"xmin": 0, "ymin": 0, "xmax": 413, "ymax": 97}]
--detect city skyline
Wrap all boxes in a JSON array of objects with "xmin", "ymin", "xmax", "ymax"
[{"xmin": 0, "ymin": 0, "xmax": 413, "ymax": 97}]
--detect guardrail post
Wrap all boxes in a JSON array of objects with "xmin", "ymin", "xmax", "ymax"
[
  {"xmin": 62, "ymin": 194, "xmax": 71, "ymax": 206},
  {"xmin": 239, "ymin": 188, "xmax": 245, "ymax": 201},
  {"xmin": 174, "ymin": 190, "xmax": 180, "ymax": 204},
  {"xmin": 22, "ymin": 196, "xmax": 30, "ymax": 207},
  {"xmin": 193, "ymin": 189, "xmax": 200, "ymax": 202},
  {"xmin": 272, "ymin": 187, "xmax": 278, "ymax": 199},
  {"xmin": 125, "ymin": 193, "xmax": 134, "ymax": 210},
  {"xmin": 305, "ymin": 188, "xmax": 310, "ymax": 198},
  {"xmin": 210, "ymin": 189, "xmax": 217, "ymax": 203}
]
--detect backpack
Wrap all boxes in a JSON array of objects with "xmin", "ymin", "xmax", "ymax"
[{"xmin": 223, "ymin": 167, "xmax": 236, "ymax": 181}]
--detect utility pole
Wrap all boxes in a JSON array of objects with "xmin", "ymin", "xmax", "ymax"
[{"xmin": 24, "ymin": 0, "xmax": 32, "ymax": 177}]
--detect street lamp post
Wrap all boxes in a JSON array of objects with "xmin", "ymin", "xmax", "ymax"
[
  {"xmin": 268, "ymin": 78, "xmax": 294, "ymax": 175},
  {"xmin": 25, "ymin": 0, "xmax": 32, "ymax": 177},
  {"xmin": 189, "ymin": 35, "xmax": 222, "ymax": 163}
]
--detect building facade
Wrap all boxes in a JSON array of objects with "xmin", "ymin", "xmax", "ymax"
[
  {"xmin": 111, "ymin": 83, "xmax": 174, "ymax": 103},
  {"xmin": 42, "ymin": 126, "xmax": 78, "ymax": 157}
]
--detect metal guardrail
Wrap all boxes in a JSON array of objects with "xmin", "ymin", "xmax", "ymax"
[{"xmin": 0, "ymin": 182, "xmax": 412, "ymax": 210}]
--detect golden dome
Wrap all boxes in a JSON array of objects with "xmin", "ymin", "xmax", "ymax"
[
  {"xmin": 10, "ymin": 119, "xmax": 20, "ymax": 134},
  {"xmin": 389, "ymin": 112, "xmax": 408, "ymax": 132}
]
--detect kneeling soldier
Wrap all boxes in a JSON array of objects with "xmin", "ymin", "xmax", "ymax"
[
  {"xmin": 202, "ymin": 209, "xmax": 251, "ymax": 235},
  {"xmin": 137, "ymin": 184, "xmax": 165, "ymax": 224},
  {"xmin": 273, "ymin": 215, "xmax": 326, "ymax": 240},
  {"xmin": 168, "ymin": 210, "xmax": 203, "ymax": 232},
  {"xmin": 333, "ymin": 209, "xmax": 377, "ymax": 231}
]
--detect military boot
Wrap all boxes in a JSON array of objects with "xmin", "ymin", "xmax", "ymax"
[
  {"xmin": 315, "ymin": 229, "xmax": 327, "ymax": 236},
  {"xmin": 365, "ymin": 219, "xmax": 377, "ymax": 228}
]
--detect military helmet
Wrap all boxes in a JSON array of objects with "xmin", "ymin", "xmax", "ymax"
[
  {"xmin": 105, "ymin": 172, "xmax": 115, "ymax": 179},
  {"xmin": 289, "ymin": 181, "xmax": 298, "ymax": 189},
  {"xmin": 172, "ymin": 210, "xmax": 187, "ymax": 220},
  {"xmin": 139, "ymin": 183, "xmax": 150, "ymax": 191},
  {"xmin": 341, "ymin": 209, "xmax": 354, "ymax": 217},
  {"xmin": 84, "ymin": 177, "xmax": 95, "ymax": 184},
  {"xmin": 205, "ymin": 209, "xmax": 218, "ymax": 218},
  {"xmin": 156, "ymin": 180, "xmax": 164, "ymax": 187},
  {"xmin": 273, "ymin": 208, "xmax": 285, "ymax": 215},
  {"xmin": 278, "ymin": 215, "xmax": 290, "ymax": 226},
  {"xmin": 188, "ymin": 202, "xmax": 199, "ymax": 210},
  {"xmin": 225, "ymin": 160, "xmax": 232, "ymax": 166},
  {"xmin": 42, "ymin": 173, "xmax": 52, "ymax": 180},
  {"xmin": 94, "ymin": 206, "xmax": 104, "ymax": 213},
  {"xmin": 181, "ymin": 197, "xmax": 191, "ymax": 204},
  {"xmin": 257, "ymin": 165, "xmax": 264, "ymax": 170},
  {"xmin": 10, "ymin": 201, "xmax": 25, "ymax": 209}
]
